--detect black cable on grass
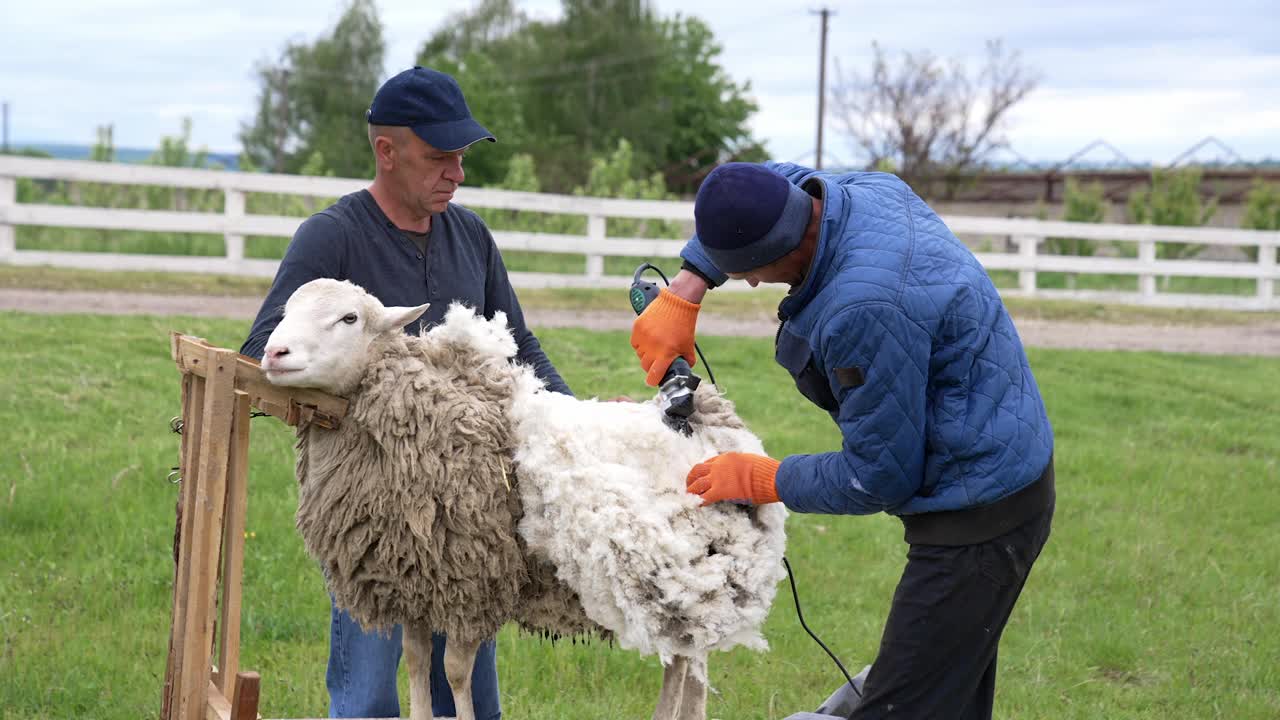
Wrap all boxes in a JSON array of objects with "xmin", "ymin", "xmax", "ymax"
[{"xmin": 782, "ymin": 556, "xmax": 862, "ymax": 698}]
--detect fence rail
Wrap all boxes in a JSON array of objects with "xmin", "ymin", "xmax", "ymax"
[{"xmin": 2, "ymin": 156, "xmax": 1278, "ymax": 308}]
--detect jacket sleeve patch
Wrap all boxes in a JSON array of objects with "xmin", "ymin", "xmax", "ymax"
[{"xmin": 834, "ymin": 366, "xmax": 866, "ymax": 388}]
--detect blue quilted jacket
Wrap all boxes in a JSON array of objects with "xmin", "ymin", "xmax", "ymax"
[{"xmin": 682, "ymin": 163, "xmax": 1053, "ymax": 516}]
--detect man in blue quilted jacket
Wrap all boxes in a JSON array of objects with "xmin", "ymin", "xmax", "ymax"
[{"xmin": 631, "ymin": 162, "xmax": 1055, "ymax": 719}]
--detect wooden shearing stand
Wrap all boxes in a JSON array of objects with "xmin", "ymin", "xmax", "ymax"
[{"xmin": 162, "ymin": 333, "xmax": 348, "ymax": 720}]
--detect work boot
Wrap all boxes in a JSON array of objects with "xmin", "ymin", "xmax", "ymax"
[{"xmin": 813, "ymin": 664, "xmax": 871, "ymax": 719}]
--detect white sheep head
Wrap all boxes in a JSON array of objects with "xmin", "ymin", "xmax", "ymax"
[{"xmin": 261, "ymin": 278, "xmax": 429, "ymax": 396}]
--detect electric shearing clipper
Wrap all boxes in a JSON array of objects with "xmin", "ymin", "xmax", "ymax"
[{"xmin": 629, "ymin": 263, "xmax": 702, "ymax": 435}]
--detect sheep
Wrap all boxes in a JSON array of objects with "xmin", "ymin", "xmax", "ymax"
[{"xmin": 260, "ymin": 278, "xmax": 788, "ymax": 720}]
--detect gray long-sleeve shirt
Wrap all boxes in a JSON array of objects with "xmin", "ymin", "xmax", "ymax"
[{"xmin": 240, "ymin": 189, "xmax": 572, "ymax": 395}]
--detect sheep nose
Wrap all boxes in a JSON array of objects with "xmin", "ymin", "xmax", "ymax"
[{"xmin": 265, "ymin": 345, "xmax": 290, "ymax": 360}]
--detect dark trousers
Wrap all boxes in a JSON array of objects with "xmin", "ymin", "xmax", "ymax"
[{"xmin": 850, "ymin": 497, "xmax": 1055, "ymax": 720}]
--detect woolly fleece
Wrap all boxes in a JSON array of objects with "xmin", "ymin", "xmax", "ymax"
[
  {"xmin": 292, "ymin": 299, "xmax": 787, "ymax": 671},
  {"xmin": 405, "ymin": 303, "xmax": 793, "ymax": 668},
  {"xmin": 295, "ymin": 312, "xmax": 532, "ymax": 645}
]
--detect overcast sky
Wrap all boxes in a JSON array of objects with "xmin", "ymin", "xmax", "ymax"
[{"xmin": 3, "ymin": 0, "xmax": 1277, "ymax": 167}]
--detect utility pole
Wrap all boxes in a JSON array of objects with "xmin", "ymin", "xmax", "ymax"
[
  {"xmin": 811, "ymin": 8, "xmax": 834, "ymax": 169},
  {"xmin": 2, "ymin": 102, "xmax": 9, "ymax": 154}
]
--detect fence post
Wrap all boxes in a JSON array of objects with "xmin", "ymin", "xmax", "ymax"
[
  {"xmin": 1259, "ymin": 239, "xmax": 1276, "ymax": 307},
  {"xmin": 586, "ymin": 213, "xmax": 606, "ymax": 280},
  {"xmin": 1138, "ymin": 239, "xmax": 1157, "ymax": 298},
  {"xmin": 1016, "ymin": 235, "xmax": 1038, "ymax": 295},
  {"xmin": 0, "ymin": 174, "xmax": 15, "ymax": 260},
  {"xmin": 224, "ymin": 189, "xmax": 245, "ymax": 266}
]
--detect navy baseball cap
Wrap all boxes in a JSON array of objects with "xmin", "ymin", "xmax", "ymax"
[{"xmin": 367, "ymin": 66, "xmax": 496, "ymax": 152}]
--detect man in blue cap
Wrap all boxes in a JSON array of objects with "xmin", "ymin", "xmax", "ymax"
[
  {"xmin": 242, "ymin": 66, "xmax": 572, "ymax": 720},
  {"xmin": 631, "ymin": 162, "xmax": 1055, "ymax": 719}
]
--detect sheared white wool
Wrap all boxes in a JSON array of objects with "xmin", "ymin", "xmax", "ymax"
[{"xmin": 437, "ymin": 303, "xmax": 789, "ymax": 675}]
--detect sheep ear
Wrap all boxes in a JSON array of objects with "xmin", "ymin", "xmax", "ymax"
[{"xmin": 374, "ymin": 303, "xmax": 430, "ymax": 333}]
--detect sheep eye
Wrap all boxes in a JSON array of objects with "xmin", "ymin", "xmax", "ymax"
[{"xmin": 341, "ymin": 313, "xmax": 358, "ymax": 325}]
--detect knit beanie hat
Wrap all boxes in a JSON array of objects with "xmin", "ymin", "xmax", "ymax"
[{"xmin": 694, "ymin": 163, "xmax": 812, "ymax": 273}]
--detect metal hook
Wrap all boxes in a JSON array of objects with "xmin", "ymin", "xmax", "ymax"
[
  {"xmin": 170, "ymin": 416, "xmax": 184, "ymax": 435},
  {"xmin": 167, "ymin": 466, "xmax": 182, "ymax": 484}
]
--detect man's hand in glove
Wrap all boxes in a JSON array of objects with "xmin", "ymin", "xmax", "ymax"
[
  {"xmin": 686, "ymin": 452, "xmax": 781, "ymax": 506},
  {"xmin": 630, "ymin": 288, "xmax": 700, "ymax": 387}
]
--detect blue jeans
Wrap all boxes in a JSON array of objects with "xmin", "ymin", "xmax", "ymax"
[{"xmin": 326, "ymin": 601, "xmax": 502, "ymax": 719}]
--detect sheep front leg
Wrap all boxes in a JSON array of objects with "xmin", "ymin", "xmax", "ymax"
[
  {"xmin": 676, "ymin": 654, "xmax": 707, "ymax": 720},
  {"xmin": 443, "ymin": 636, "xmax": 484, "ymax": 720},
  {"xmin": 403, "ymin": 624, "xmax": 434, "ymax": 720},
  {"xmin": 653, "ymin": 655, "xmax": 688, "ymax": 720}
]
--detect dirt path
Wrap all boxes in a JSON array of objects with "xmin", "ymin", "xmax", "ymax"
[{"xmin": 4, "ymin": 288, "xmax": 1279, "ymax": 357}]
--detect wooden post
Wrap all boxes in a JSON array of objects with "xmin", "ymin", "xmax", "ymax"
[
  {"xmin": 1016, "ymin": 235, "xmax": 1038, "ymax": 295},
  {"xmin": 230, "ymin": 672, "xmax": 261, "ymax": 720},
  {"xmin": 176, "ymin": 347, "xmax": 238, "ymax": 720},
  {"xmin": 224, "ymin": 189, "xmax": 245, "ymax": 266},
  {"xmin": 586, "ymin": 213, "xmax": 606, "ymax": 280},
  {"xmin": 164, "ymin": 371, "xmax": 207, "ymax": 720},
  {"xmin": 1258, "ymin": 241, "xmax": 1276, "ymax": 306},
  {"xmin": 216, "ymin": 391, "xmax": 252, "ymax": 694},
  {"xmin": 1138, "ymin": 239, "xmax": 1157, "ymax": 298},
  {"xmin": 164, "ymin": 334, "xmax": 350, "ymax": 720},
  {"xmin": 0, "ymin": 174, "xmax": 15, "ymax": 259}
]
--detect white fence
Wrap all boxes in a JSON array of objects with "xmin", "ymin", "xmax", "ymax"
[{"xmin": 2, "ymin": 156, "xmax": 1278, "ymax": 310}]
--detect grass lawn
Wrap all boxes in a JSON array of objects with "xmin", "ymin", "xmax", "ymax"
[{"xmin": 0, "ymin": 311, "xmax": 1277, "ymax": 719}]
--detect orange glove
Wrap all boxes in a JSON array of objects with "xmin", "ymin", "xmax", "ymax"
[
  {"xmin": 631, "ymin": 288, "xmax": 700, "ymax": 387},
  {"xmin": 686, "ymin": 452, "xmax": 781, "ymax": 506}
]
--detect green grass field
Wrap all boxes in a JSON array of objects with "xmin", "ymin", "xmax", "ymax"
[{"xmin": 0, "ymin": 311, "xmax": 1277, "ymax": 719}]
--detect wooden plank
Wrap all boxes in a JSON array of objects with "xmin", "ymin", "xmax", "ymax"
[
  {"xmin": 947, "ymin": 215, "xmax": 1280, "ymax": 247},
  {"xmin": 10, "ymin": 196, "xmax": 1280, "ymax": 250},
  {"xmin": 166, "ymin": 372, "xmax": 206, "ymax": 719},
  {"xmin": 0, "ymin": 155, "xmax": 697, "ymax": 218},
  {"xmin": 0, "ymin": 154, "xmax": 365, "ymax": 197},
  {"xmin": 216, "ymin": 392, "xmax": 251, "ymax": 695},
  {"xmin": 0, "ymin": 175, "xmax": 14, "ymax": 258},
  {"xmin": 0, "ymin": 202, "xmax": 306, "ymax": 238},
  {"xmin": 6, "ymin": 155, "xmax": 1280, "ymax": 245},
  {"xmin": 491, "ymin": 230, "xmax": 685, "ymax": 257},
  {"xmin": 230, "ymin": 672, "xmax": 261, "ymax": 720},
  {"xmin": 171, "ymin": 334, "xmax": 347, "ymax": 428},
  {"xmin": 585, "ymin": 214, "xmax": 607, "ymax": 278},
  {"xmin": 223, "ymin": 190, "xmax": 246, "ymax": 264},
  {"xmin": 177, "ymin": 348, "xmax": 238, "ymax": 720},
  {"xmin": 975, "ymin": 252, "xmax": 1280, "ymax": 279},
  {"xmin": 6, "ymin": 249, "xmax": 282, "ymax": 277},
  {"xmin": 457, "ymin": 185, "xmax": 695, "ymax": 219},
  {"xmin": 162, "ymin": 372, "xmax": 200, "ymax": 719},
  {"xmin": 205, "ymin": 680, "xmax": 232, "ymax": 720}
]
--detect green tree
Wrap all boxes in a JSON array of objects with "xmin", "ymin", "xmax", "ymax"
[
  {"xmin": 1046, "ymin": 178, "xmax": 1108, "ymax": 289},
  {"xmin": 417, "ymin": 0, "xmax": 536, "ymax": 189},
  {"xmin": 1127, "ymin": 167, "xmax": 1216, "ymax": 262},
  {"xmin": 651, "ymin": 14, "xmax": 765, "ymax": 193},
  {"xmin": 1127, "ymin": 167, "xmax": 1217, "ymax": 290},
  {"xmin": 90, "ymin": 125, "xmax": 116, "ymax": 162},
  {"xmin": 418, "ymin": 0, "xmax": 762, "ymax": 193},
  {"xmin": 147, "ymin": 117, "xmax": 210, "ymax": 169},
  {"xmin": 1243, "ymin": 179, "xmax": 1280, "ymax": 231},
  {"xmin": 143, "ymin": 117, "xmax": 221, "ymax": 212},
  {"xmin": 573, "ymin": 139, "xmax": 683, "ymax": 239},
  {"xmin": 1241, "ymin": 179, "xmax": 1280, "ymax": 262},
  {"xmin": 239, "ymin": 0, "xmax": 385, "ymax": 178}
]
